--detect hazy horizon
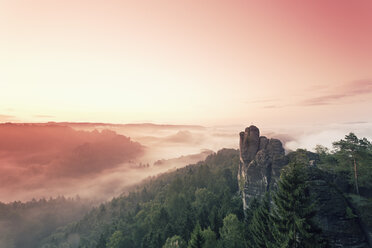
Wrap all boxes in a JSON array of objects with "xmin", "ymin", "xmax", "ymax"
[
  {"xmin": 1, "ymin": 121, "xmax": 372, "ymax": 203},
  {"xmin": 1, "ymin": 0, "xmax": 372, "ymax": 200}
]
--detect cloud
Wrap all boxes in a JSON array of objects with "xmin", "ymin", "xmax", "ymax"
[
  {"xmin": 0, "ymin": 114, "xmax": 17, "ymax": 122},
  {"xmin": 342, "ymin": 121, "xmax": 369, "ymax": 125},
  {"xmin": 33, "ymin": 115, "xmax": 55, "ymax": 118},
  {"xmin": 263, "ymin": 105, "xmax": 280, "ymax": 109},
  {"xmin": 300, "ymin": 79, "xmax": 372, "ymax": 106},
  {"xmin": 163, "ymin": 130, "xmax": 204, "ymax": 144},
  {"xmin": 301, "ymin": 94, "xmax": 346, "ymax": 106},
  {"xmin": 282, "ymin": 122, "xmax": 372, "ymax": 152},
  {"xmin": 7, "ymin": 122, "xmax": 359, "ymax": 203},
  {"xmin": 153, "ymin": 150, "xmax": 213, "ymax": 167},
  {"xmin": 134, "ymin": 130, "xmax": 203, "ymax": 145},
  {"xmin": 0, "ymin": 123, "xmax": 231, "ymax": 203},
  {"xmin": 261, "ymin": 132, "xmax": 295, "ymax": 146},
  {"xmin": 246, "ymin": 98, "xmax": 280, "ymax": 104}
]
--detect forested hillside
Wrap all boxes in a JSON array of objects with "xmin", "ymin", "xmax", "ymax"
[
  {"xmin": 41, "ymin": 149, "xmax": 242, "ymax": 248},
  {"xmin": 6, "ymin": 132, "xmax": 372, "ymax": 248},
  {"xmin": 0, "ymin": 196, "xmax": 91, "ymax": 248}
]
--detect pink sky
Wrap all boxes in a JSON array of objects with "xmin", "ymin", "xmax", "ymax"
[{"xmin": 1, "ymin": 0, "xmax": 372, "ymax": 126}]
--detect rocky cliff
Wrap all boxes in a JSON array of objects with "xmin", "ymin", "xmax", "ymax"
[
  {"xmin": 238, "ymin": 125, "xmax": 287, "ymax": 209},
  {"xmin": 305, "ymin": 167, "xmax": 370, "ymax": 247},
  {"xmin": 238, "ymin": 126, "xmax": 371, "ymax": 247}
]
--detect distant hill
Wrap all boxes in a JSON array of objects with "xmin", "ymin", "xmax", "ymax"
[
  {"xmin": 2, "ymin": 125, "xmax": 372, "ymax": 248},
  {"xmin": 0, "ymin": 123, "xmax": 144, "ymax": 202},
  {"xmin": 40, "ymin": 149, "xmax": 241, "ymax": 248}
]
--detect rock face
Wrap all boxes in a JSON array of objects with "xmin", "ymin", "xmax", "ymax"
[
  {"xmin": 307, "ymin": 167, "xmax": 370, "ymax": 248},
  {"xmin": 238, "ymin": 125, "xmax": 287, "ymax": 209},
  {"xmin": 238, "ymin": 126, "xmax": 371, "ymax": 247}
]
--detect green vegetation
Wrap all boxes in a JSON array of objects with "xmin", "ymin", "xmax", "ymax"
[
  {"xmin": 316, "ymin": 132, "xmax": 372, "ymax": 195},
  {"xmin": 245, "ymin": 162, "xmax": 325, "ymax": 248},
  {"xmin": 248, "ymin": 194, "xmax": 274, "ymax": 248},
  {"xmin": 39, "ymin": 148, "xmax": 330, "ymax": 248},
  {"xmin": 40, "ymin": 149, "xmax": 243, "ymax": 248},
  {"xmin": 187, "ymin": 223, "xmax": 204, "ymax": 248},
  {"xmin": 163, "ymin": 235, "xmax": 186, "ymax": 248},
  {"xmin": 7, "ymin": 133, "xmax": 372, "ymax": 248},
  {"xmin": 219, "ymin": 213, "xmax": 245, "ymax": 248},
  {"xmin": 0, "ymin": 196, "xmax": 90, "ymax": 248},
  {"xmin": 271, "ymin": 162, "xmax": 323, "ymax": 248}
]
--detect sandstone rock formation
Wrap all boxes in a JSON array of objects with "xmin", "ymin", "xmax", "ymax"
[
  {"xmin": 238, "ymin": 125, "xmax": 287, "ymax": 209},
  {"xmin": 306, "ymin": 167, "xmax": 370, "ymax": 247},
  {"xmin": 238, "ymin": 126, "xmax": 371, "ymax": 247}
]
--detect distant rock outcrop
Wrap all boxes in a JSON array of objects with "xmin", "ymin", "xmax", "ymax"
[{"xmin": 238, "ymin": 125, "xmax": 288, "ymax": 209}]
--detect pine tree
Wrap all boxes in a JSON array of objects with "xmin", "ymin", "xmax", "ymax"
[
  {"xmin": 107, "ymin": 230, "xmax": 124, "ymax": 248},
  {"xmin": 333, "ymin": 132, "xmax": 372, "ymax": 194},
  {"xmin": 188, "ymin": 223, "xmax": 205, "ymax": 248},
  {"xmin": 96, "ymin": 233, "xmax": 107, "ymax": 248},
  {"xmin": 219, "ymin": 214, "xmax": 245, "ymax": 248},
  {"xmin": 244, "ymin": 198, "xmax": 260, "ymax": 223},
  {"xmin": 249, "ymin": 194, "xmax": 274, "ymax": 248},
  {"xmin": 208, "ymin": 206, "xmax": 222, "ymax": 236},
  {"xmin": 271, "ymin": 162, "xmax": 323, "ymax": 248},
  {"xmin": 163, "ymin": 235, "xmax": 187, "ymax": 248},
  {"xmin": 244, "ymin": 197, "xmax": 260, "ymax": 248},
  {"xmin": 201, "ymin": 227, "xmax": 217, "ymax": 248}
]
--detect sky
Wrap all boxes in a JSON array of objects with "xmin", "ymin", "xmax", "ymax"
[{"xmin": 1, "ymin": 0, "xmax": 372, "ymax": 126}]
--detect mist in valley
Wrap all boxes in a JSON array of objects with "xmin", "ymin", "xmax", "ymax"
[
  {"xmin": 1, "ymin": 121, "xmax": 372, "ymax": 247},
  {"xmin": 0, "ymin": 123, "xmax": 238, "ymax": 203},
  {"xmin": 2, "ymin": 122, "xmax": 372, "ymax": 203}
]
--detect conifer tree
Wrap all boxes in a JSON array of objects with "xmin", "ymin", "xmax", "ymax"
[
  {"xmin": 188, "ymin": 223, "xmax": 205, "ymax": 248},
  {"xmin": 271, "ymin": 162, "xmax": 323, "ymax": 248},
  {"xmin": 333, "ymin": 132, "xmax": 372, "ymax": 194},
  {"xmin": 219, "ymin": 214, "xmax": 245, "ymax": 248},
  {"xmin": 201, "ymin": 227, "xmax": 217, "ymax": 248},
  {"xmin": 249, "ymin": 194, "xmax": 274, "ymax": 248},
  {"xmin": 163, "ymin": 235, "xmax": 187, "ymax": 248},
  {"xmin": 244, "ymin": 198, "xmax": 260, "ymax": 248}
]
